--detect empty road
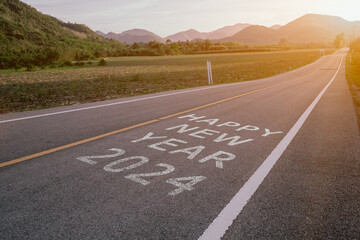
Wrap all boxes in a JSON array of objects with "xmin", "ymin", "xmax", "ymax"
[{"xmin": 1, "ymin": 49, "xmax": 359, "ymax": 239}]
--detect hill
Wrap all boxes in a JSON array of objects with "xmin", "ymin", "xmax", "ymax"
[
  {"xmin": 97, "ymin": 29, "xmax": 164, "ymax": 44},
  {"xmin": 206, "ymin": 23, "xmax": 251, "ymax": 40},
  {"xmin": 165, "ymin": 29, "xmax": 206, "ymax": 42},
  {"xmin": 277, "ymin": 14, "xmax": 359, "ymax": 43},
  {"xmin": 270, "ymin": 25, "xmax": 282, "ymax": 30},
  {"xmin": 98, "ymin": 14, "xmax": 359, "ymax": 45},
  {"xmin": 164, "ymin": 24, "xmax": 251, "ymax": 42},
  {"xmin": 99, "ymin": 23, "xmax": 252, "ymax": 43},
  {"xmin": 222, "ymin": 14, "xmax": 360, "ymax": 45},
  {"xmin": 221, "ymin": 25, "xmax": 280, "ymax": 45},
  {"xmin": 0, "ymin": 0, "xmax": 125, "ymax": 69}
]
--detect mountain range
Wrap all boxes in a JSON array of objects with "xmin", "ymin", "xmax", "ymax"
[
  {"xmin": 98, "ymin": 14, "xmax": 360, "ymax": 45},
  {"xmin": 96, "ymin": 29, "xmax": 164, "ymax": 44},
  {"xmin": 97, "ymin": 23, "xmax": 251, "ymax": 44},
  {"xmin": 165, "ymin": 23, "xmax": 251, "ymax": 42}
]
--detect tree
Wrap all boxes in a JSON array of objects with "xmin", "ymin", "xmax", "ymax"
[
  {"xmin": 278, "ymin": 38, "xmax": 288, "ymax": 47},
  {"xmin": 131, "ymin": 42, "xmax": 140, "ymax": 49},
  {"xmin": 203, "ymin": 39, "xmax": 212, "ymax": 51},
  {"xmin": 170, "ymin": 42, "xmax": 180, "ymax": 55},
  {"xmin": 334, "ymin": 33, "xmax": 345, "ymax": 48},
  {"xmin": 350, "ymin": 37, "xmax": 360, "ymax": 52}
]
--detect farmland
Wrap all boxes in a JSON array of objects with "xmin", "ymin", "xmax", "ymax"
[{"xmin": 0, "ymin": 49, "xmax": 335, "ymax": 113}]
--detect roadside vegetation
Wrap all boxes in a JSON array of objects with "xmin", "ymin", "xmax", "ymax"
[
  {"xmin": 346, "ymin": 38, "xmax": 360, "ymax": 88},
  {"xmin": 0, "ymin": 0, "xmax": 126, "ymax": 70},
  {"xmin": 0, "ymin": 49, "xmax": 335, "ymax": 113},
  {"xmin": 346, "ymin": 37, "xmax": 360, "ymax": 125}
]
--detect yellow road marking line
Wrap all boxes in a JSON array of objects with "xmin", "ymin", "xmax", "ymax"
[
  {"xmin": 0, "ymin": 120, "xmax": 158, "ymax": 168},
  {"xmin": 160, "ymin": 81, "xmax": 289, "ymax": 120},
  {"xmin": 0, "ymin": 72, "xmax": 318, "ymax": 168},
  {"xmin": 160, "ymin": 70, "xmax": 319, "ymax": 119}
]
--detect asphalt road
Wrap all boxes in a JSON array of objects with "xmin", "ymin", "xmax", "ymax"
[{"xmin": 1, "ymin": 49, "xmax": 359, "ymax": 239}]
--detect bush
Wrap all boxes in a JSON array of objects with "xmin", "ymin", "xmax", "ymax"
[
  {"xmin": 74, "ymin": 62, "xmax": 85, "ymax": 66},
  {"xmin": 64, "ymin": 61, "xmax": 73, "ymax": 66},
  {"xmin": 25, "ymin": 64, "xmax": 35, "ymax": 71},
  {"xmin": 348, "ymin": 39, "xmax": 360, "ymax": 88},
  {"xmin": 98, "ymin": 58, "xmax": 106, "ymax": 66}
]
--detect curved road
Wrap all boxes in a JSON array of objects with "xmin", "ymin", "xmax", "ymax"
[{"xmin": 1, "ymin": 49, "xmax": 359, "ymax": 239}]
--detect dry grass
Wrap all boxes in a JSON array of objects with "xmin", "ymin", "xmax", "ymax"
[
  {"xmin": 0, "ymin": 49, "xmax": 335, "ymax": 113},
  {"xmin": 345, "ymin": 53, "xmax": 360, "ymax": 129}
]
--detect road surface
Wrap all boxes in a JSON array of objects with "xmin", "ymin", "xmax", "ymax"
[{"xmin": 1, "ymin": 49, "xmax": 359, "ymax": 239}]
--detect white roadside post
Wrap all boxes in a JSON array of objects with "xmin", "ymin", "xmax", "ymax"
[{"xmin": 207, "ymin": 60, "xmax": 213, "ymax": 84}]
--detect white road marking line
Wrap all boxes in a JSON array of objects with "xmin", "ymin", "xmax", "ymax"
[
  {"xmin": 198, "ymin": 56, "xmax": 343, "ymax": 240},
  {"xmin": 0, "ymin": 87, "xmax": 221, "ymax": 124},
  {"xmin": 0, "ymin": 57, "xmax": 325, "ymax": 124}
]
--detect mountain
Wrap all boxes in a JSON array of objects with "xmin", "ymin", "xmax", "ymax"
[
  {"xmin": 165, "ymin": 23, "xmax": 251, "ymax": 42},
  {"xmin": 205, "ymin": 23, "xmax": 251, "ymax": 39},
  {"xmin": 96, "ymin": 30, "xmax": 110, "ymax": 38},
  {"xmin": 221, "ymin": 25, "xmax": 280, "ymax": 45},
  {"xmin": 222, "ymin": 14, "xmax": 360, "ymax": 45},
  {"xmin": 0, "ymin": 0, "xmax": 124, "ymax": 68},
  {"xmin": 277, "ymin": 14, "xmax": 359, "ymax": 43},
  {"xmin": 100, "ymin": 14, "xmax": 359, "ymax": 45},
  {"xmin": 165, "ymin": 29, "xmax": 205, "ymax": 42},
  {"xmin": 270, "ymin": 24, "xmax": 282, "ymax": 30},
  {"xmin": 98, "ymin": 29, "xmax": 164, "ymax": 44},
  {"xmin": 98, "ymin": 23, "xmax": 252, "ymax": 43}
]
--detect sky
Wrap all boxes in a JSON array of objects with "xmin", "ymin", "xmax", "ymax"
[{"xmin": 22, "ymin": 0, "xmax": 360, "ymax": 37}]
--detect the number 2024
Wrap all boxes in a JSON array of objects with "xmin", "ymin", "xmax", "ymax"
[{"xmin": 76, "ymin": 148, "xmax": 206, "ymax": 196}]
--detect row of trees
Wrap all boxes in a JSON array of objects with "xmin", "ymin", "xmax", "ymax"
[
  {"xmin": 0, "ymin": 38, "xmax": 337, "ymax": 70},
  {"xmin": 125, "ymin": 40, "xmax": 247, "ymax": 56},
  {"xmin": 123, "ymin": 39, "xmax": 336, "ymax": 56}
]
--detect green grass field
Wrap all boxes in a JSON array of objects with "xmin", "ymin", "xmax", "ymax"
[{"xmin": 0, "ymin": 49, "xmax": 335, "ymax": 113}]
